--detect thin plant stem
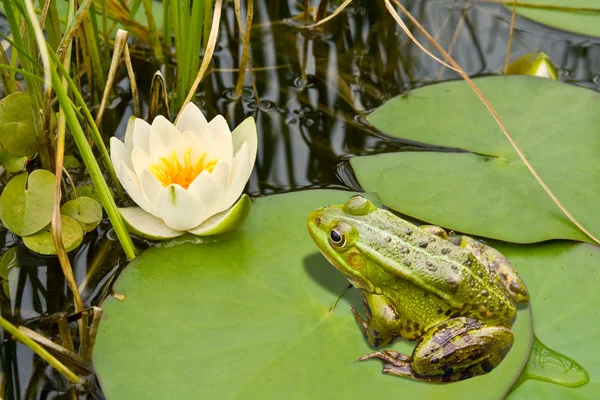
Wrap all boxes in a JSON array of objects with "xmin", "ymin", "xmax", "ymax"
[
  {"xmin": 0, "ymin": 316, "xmax": 80, "ymax": 384},
  {"xmin": 298, "ymin": 0, "xmax": 352, "ymax": 28},
  {"xmin": 95, "ymin": 29, "xmax": 129, "ymax": 128},
  {"xmin": 123, "ymin": 44, "xmax": 141, "ymax": 118},
  {"xmin": 51, "ymin": 66, "xmax": 138, "ymax": 260},
  {"xmin": 47, "ymin": 48, "xmax": 125, "ymax": 201},
  {"xmin": 141, "ymin": 0, "xmax": 162, "ymax": 61},
  {"xmin": 504, "ymin": 0, "xmax": 518, "ymax": 74},
  {"xmin": 234, "ymin": 0, "xmax": 254, "ymax": 98},
  {"xmin": 388, "ymin": 0, "xmax": 600, "ymax": 245},
  {"xmin": 177, "ymin": 0, "xmax": 224, "ymax": 121}
]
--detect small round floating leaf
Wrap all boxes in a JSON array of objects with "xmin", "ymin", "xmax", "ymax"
[
  {"xmin": 61, "ymin": 196, "xmax": 102, "ymax": 232},
  {"xmin": 355, "ymin": 76, "xmax": 600, "ymax": 243},
  {"xmin": 63, "ymin": 155, "xmax": 81, "ymax": 169},
  {"xmin": 0, "ymin": 145, "xmax": 27, "ymax": 173},
  {"xmin": 0, "ymin": 170, "xmax": 56, "ymax": 236},
  {"xmin": 94, "ymin": 190, "xmax": 532, "ymax": 399},
  {"xmin": 0, "ymin": 92, "xmax": 37, "ymax": 157},
  {"xmin": 22, "ymin": 215, "xmax": 84, "ymax": 255}
]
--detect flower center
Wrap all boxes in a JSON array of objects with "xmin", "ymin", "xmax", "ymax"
[{"xmin": 148, "ymin": 148, "xmax": 217, "ymax": 189}]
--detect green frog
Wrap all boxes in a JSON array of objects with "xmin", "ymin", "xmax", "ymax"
[{"xmin": 307, "ymin": 195, "xmax": 529, "ymax": 382}]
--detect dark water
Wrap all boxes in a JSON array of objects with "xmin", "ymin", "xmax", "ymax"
[{"xmin": 1, "ymin": 0, "xmax": 600, "ymax": 398}]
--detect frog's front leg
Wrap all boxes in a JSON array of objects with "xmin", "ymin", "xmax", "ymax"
[
  {"xmin": 359, "ymin": 317, "xmax": 513, "ymax": 382},
  {"xmin": 350, "ymin": 292, "xmax": 402, "ymax": 348}
]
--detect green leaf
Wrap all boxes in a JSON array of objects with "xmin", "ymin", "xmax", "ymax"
[
  {"xmin": 0, "ymin": 92, "xmax": 37, "ymax": 157},
  {"xmin": 0, "ymin": 170, "xmax": 56, "ymax": 236},
  {"xmin": 352, "ymin": 76, "xmax": 600, "ymax": 243},
  {"xmin": 0, "ymin": 247, "xmax": 18, "ymax": 297},
  {"xmin": 497, "ymin": 241, "xmax": 598, "ymax": 399},
  {"xmin": 60, "ymin": 196, "xmax": 102, "ymax": 232},
  {"xmin": 509, "ymin": 1, "xmax": 600, "ymax": 38},
  {"xmin": 22, "ymin": 214, "xmax": 84, "ymax": 255},
  {"xmin": 0, "ymin": 144, "xmax": 27, "ymax": 173},
  {"xmin": 94, "ymin": 190, "xmax": 532, "ymax": 399}
]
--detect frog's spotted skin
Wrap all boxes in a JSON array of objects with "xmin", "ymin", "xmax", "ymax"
[{"xmin": 307, "ymin": 196, "xmax": 529, "ymax": 382}]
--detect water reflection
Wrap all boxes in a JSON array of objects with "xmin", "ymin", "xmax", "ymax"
[{"xmin": 2, "ymin": 0, "xmax": 600, "ymax": 398}]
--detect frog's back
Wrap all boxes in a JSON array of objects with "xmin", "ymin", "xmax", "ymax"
[{"xmin": 353, "ymin": 210, "xmax": 517, "ymax": 334}]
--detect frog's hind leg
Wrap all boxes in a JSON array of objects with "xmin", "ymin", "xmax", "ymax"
[
  {"xmin": 449, "ymin": 236, "xmax": 529, "ymax": 303},
  {"xmin": 358, "ymin": 317, "xmax": 514, "ymax": 382}
]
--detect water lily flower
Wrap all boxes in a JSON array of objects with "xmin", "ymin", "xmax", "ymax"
[{"xmin": 110, "ymin": 103, "xmax": 257, "ymax": 239}]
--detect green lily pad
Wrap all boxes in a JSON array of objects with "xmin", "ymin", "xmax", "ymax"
[
  {"xmin": 0, "ymin": 170, "xmax": 56, "ymax": 236},
  {"xmin": 22, "ymin": 214, "xmax": 84, "ymax": 255},
  {"xmin": 0, "ymin": 144, "xmax": 27, "ymax": 173},
  {"xmin": 94, "ymin": 190, "xmax": 532, "ymax": 399},
  {"xmin": 61, "ymin": 196, "xmax": 102, "ymax": 232},
  {"xmin": 0, "ymin": 92, "xmax": 37, "ymax": 157},
  {"xmin": 509, "ymin": 1, "xmax": 600, "ymax": 38},
  {"xmin": 496, "ymin": 241, "xmax": 599, "ymax": 399},
  {"xmin": 352, "ymin": 76, "xmax": 600, "ymax": 243}
]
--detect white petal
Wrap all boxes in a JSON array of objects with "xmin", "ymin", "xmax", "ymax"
[
  {"xmin": 132, "ymin": 119, "xmax": 151, "ymax": 153},
  {"xmin": 119, "ymin": 207, "xmax": 184, "ymax": 240},
  {"xmin": 222, "ymin": 142, "xmax": 253, "ymax": 211},
  {"xmin": 149, "ymin": 116, "xmax": 181, "ymax": 159},
  {"xmin": 231, "ymin": 117, "xmax": 257, "ymax": 164},
  {"xmin": 119, "ymin": 162, "xmax": 156, "ymax": 215},
  {"xmin": 205, "ymin": 116, "xmax": 233, "ymax": 165},
  {"xmin": 110, "ymin": 137, "xmax": 132, "ymax": 177},
  {"xmin": 155, "ymin": 184, "xmax": 208, "ymax": 231},
  {"xmin": 175, "ymin": 131, "xmax": 208, "ymax": 162},
  {"xmin": 187, "ymin": 160, "xmax": 229, "ymax": 217},
  {"xmin": 123, "ymin": 116, "xmax": 136, "ymax": 149},
  {"xmin": 175, "ymin": 102, "xmax": 208, "ymax": 137},
  {"xmin": 130, "ymin": 148, "xmax": 153, "ymax": 180},
  {"xmin": 140, "ymin": 169, "xmax": 165, "ymax": 212}
]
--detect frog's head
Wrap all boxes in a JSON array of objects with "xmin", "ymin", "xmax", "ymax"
[{"xmin": 307, "ymin": 195, "xmax": 378, "ymax": 292}]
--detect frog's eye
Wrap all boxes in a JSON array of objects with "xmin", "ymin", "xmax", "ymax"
[{"xmin": 329, "ymin": 228, "xmax": 345, "ymax": 247}]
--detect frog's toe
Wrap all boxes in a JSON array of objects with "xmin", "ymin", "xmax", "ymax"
[
  {"xmin": 419, "ymin": 225, "xmax": 448, "ymax": 240},
  {"xmin": 357, "ymin": 350, "xmax": 410, "ymax": 366}
]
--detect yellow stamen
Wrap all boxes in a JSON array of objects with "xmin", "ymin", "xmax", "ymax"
[{"xmin": 148, "ymin": 148, "xmax": 218, "ymax": 189}]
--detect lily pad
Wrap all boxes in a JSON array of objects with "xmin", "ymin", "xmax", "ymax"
[
  {"xmin": 22, "ymin": 214, "xmax": 84, "ymax": 255},
  {"xmin": 0, "ymin": 92, "xmax": 37, "ymax": 157},
  {"xmin": 0, "ymin": 170, "xmax": 56, "ymax": 236},
  {"xmin": 508, "ymin": 1, "xmax": 600, "ymax": 38},
  {"xmin": 61, "ymin": 196, "xmax": 103, "ymax": 232},
  {"xmin": 352, "ymin": 76, "xmax": 600, "ymax": 243},
  {"xmin": 0, "ymin": 144, "xmax": 27, "ymax": 173},
  {"xmin": 496, "ymin": 241, "xmax": 599, "ymax": 399},
  {"xmin": 94, "ymin": 190, "xmax": 532, "ymax": 399}
]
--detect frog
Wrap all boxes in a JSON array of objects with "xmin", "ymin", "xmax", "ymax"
[{"xmin": 306, "ymin": 195, "xmax": 529, "ymax": 382}]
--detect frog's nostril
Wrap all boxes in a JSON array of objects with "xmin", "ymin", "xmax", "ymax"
[{"xmin": 315, "ymin": 217, "xmax": 322, "ymax": 225}]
